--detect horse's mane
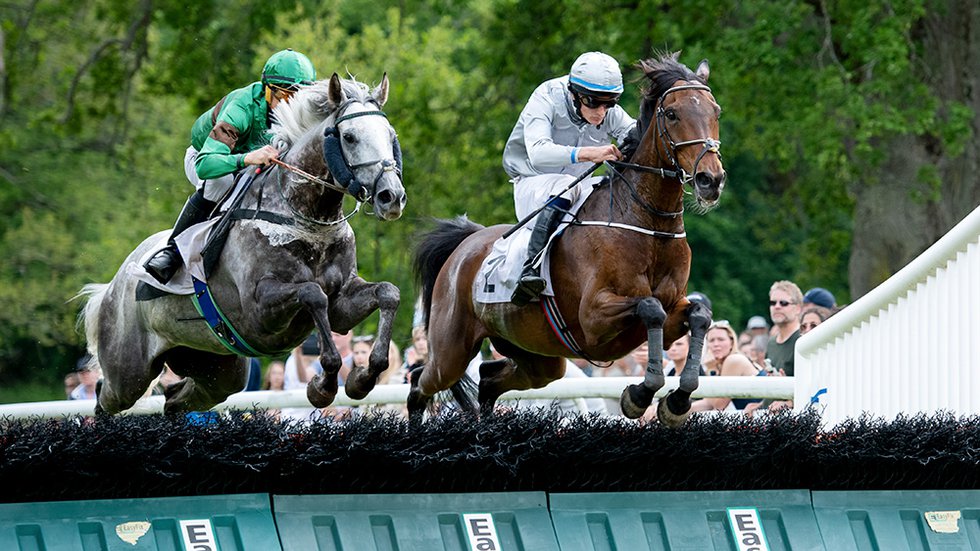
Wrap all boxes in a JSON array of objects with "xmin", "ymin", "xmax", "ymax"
[
  {"xmin": 635, "ymin": 51, "xmax": 704, "ymax": 139},
  {"xmin": 269, "ymin": 77, "xmax": 374, "ymax": 150}
]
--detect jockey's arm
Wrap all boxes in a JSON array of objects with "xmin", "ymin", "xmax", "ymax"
[{"xmin": 194, "ymin": 100, "xmax": 253, "ymax": 181}]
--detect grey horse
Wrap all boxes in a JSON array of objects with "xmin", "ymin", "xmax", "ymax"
[{"xmin": 79, "ymin": 73, "xmax": 406, "ymax": 416}]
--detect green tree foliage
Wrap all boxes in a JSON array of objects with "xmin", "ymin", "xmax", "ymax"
[{"xmin": 0, "ymin": 0, "xmax": 974, "ymax": 392}]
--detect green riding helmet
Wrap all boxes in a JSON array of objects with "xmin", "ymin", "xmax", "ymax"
[{"xmin": 261, "ymin": 49, "xmax": 316, "ymax": 89}]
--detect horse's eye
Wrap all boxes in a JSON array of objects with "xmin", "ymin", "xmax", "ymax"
[
  {"xmin": 343, "ymin": 132, "xmax": 357, "ymax": 144},
  {"xmin": 665, "ymin": 109, "xmax": 678, "ymax": 121}
]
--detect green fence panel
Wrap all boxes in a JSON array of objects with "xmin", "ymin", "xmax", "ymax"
[
  {"xmin": 549, "ymin": 490, "xmax": 825, "ymax": 551},
  {"xmin": 0, "ymin": 493, "xmax": 280, "ymax": 551},
  {"xmin": 812, "ymin": 490, "xmax": 980, "ymax": 551},
  {"xmin": 274, "ymin": 492, "xmax": 559, "ymax": 551}
]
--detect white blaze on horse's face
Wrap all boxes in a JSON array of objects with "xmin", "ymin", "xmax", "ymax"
[
  {"xmin": 343, "ymin": 104, "xmax": 405, "ymax": 221},
  {"xmin": 331, "ymin": 74, "xmax": 406, "ymax": 221},
  {"xmin": 662, "ymin": 78, "xmax": 725, "ymax": 209}
]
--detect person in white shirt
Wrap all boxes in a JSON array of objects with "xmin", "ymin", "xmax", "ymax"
[{"xmin": 503, "ymin": 51, "xmax": 637, "ymax": 306}]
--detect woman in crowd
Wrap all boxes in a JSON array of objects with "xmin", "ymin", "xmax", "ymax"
[
  {"xmin": 800, "ymin": 306, "xmax": 833, "ymax": 335},
  {"xmin": 690, "ymin": 320, "xmax": 762, "ymax": 412}
]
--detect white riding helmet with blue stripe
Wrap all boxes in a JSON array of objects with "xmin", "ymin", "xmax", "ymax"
[{"xmin": 568, "ymin": 52, "xmax": 624, "ymax": 97}]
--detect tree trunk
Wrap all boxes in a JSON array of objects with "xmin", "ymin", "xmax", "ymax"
[{"xmin": 848, "ymin": 0, "xmax": 980, "ymax": 298}]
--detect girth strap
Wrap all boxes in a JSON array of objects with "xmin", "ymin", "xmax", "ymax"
[{"xmin": 190, "ymin": 276, "xmax": 263, "ymax": 357}]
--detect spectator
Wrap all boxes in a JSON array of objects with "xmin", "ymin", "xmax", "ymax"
[
  {"xmin": 766, "ymin": 280, "xmax": 803, "ymax": 377},
  {"xmin": 64, "ymin": 372, "xmax": 80, "ymax": 399},
  {"xmin": 662, "ymin": 334, "xmax": 700, "ymax": 377},
  {"xmin": 70, "ymin": 359, "xmax": 101, "ymax": 401},
  {"xmin": 739, "ymin": 335, "xmax": 768, "ymax": 371},
  {"xmin": 403, "ymin": 326, "xmax": 429, "ymax": 381},
  {"xmin": 745, "ymin": 315, "xmax": 770, "ymax": 338},
  {"xmin": 262, "ymin": 361, "xmax": 286, "ymax": 390},
  {"xmin": 757, "ymin": 280, "xmax": 803, "ymax": 412},
  {"xmin": 260, "ymin": 360, "xmax": 286, "ymax": 420},
  {"xmin": 802, "ymin": 287, "xmax": 836, "ymax": 310},
  {"xmin": 690, "ymin": 320, "xmax": 761, "ymax": 412},
  {"xmin": 800, "ymin": 306, "xmax": 833, "ymax": 336}
]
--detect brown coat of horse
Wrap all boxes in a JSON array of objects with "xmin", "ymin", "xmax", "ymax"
[{"xmin": 409, "ymin": 53, "xmax": 726, "ymax": 426}]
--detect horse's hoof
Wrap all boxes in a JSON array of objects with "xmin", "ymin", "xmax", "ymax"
[
  {"xmin": 620, "ymin": 384, "xmax": 652, "ymax": 419},
  {"xmin": 657, "ymin": 392, "xmax": 691, "ymax": 428},
  {"xmin": 307, "ymin": 375, "xmax": 336, "ymax": 408},
  {"xmin": 343, "ymin": 370, "xmax": 375, "ymax": 400}
]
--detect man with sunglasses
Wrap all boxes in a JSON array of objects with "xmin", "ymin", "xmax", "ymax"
[
  {"xmin": 503, "ymin": 51, "xmax": 637, "ymax": 306},
  {"xmin": 144, "ymin": 48, "xmax": 316, "ymax": 284},
  {"xmin": 748, "ymin": 280, "xmax": 804, "ymax": 413}
]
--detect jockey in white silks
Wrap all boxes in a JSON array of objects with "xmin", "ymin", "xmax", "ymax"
[{"xmin": 503, "ymin": 51, "xmax": 637, "ymax": 306}]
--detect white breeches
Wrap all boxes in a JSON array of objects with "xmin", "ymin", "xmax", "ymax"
[
  {"xmin": 512, "ymin": 173, "xmax": 604, "ymax": 220},
  {"xmin": 184, "ymin": 146, "xmax": 237, "ymax": 203}
]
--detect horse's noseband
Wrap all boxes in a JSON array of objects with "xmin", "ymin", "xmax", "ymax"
[
  {"xmin": 656, "ymin": 84, "xmax": 722, "ymax": 185},
  {"xmin": 322, "ymin": 103, "xmax": 403, "ymax": 202}
]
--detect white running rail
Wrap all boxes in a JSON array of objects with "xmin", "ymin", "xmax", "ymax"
[
  {"xmin": 794, "ymin": 204, "xmax": 980, "ymax": 426},
  {"xmin": 0, "ymin": 376, "xmax": 794, "ymax": 420}
]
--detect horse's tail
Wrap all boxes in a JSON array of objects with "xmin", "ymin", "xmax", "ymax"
[
  {"xmin": 74, "ymin": 283, "xmax": 108, "ymax": 369},
  {"xmin": 412, "ymin": 216, "xmax": 484, "ymax": 328}
]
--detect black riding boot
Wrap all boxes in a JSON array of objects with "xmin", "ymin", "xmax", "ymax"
[
  {"xmin": 511, "ymin": 198, "xmax": 569, "ymax": 306},
  {"xmin": 144, "ymin": 190, "xmax": 216, "ymax": 284}
]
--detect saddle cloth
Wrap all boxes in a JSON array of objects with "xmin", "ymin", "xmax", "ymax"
[
  {"xmin": 473, "ymin": 189, "xmax": 592, "ymax": 304},
  {"xmin": 126, "ymin": 172, "xmax": 256, "ymax": 296}
]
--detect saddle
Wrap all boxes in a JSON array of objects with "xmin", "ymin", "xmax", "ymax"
[{"xmin": 134, "ymin": 169, "xmax": 273, "ymax": 301}]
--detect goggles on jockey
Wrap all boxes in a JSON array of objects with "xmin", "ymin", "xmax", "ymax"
[
  {"xmin": 268, "ymin": 83, "xmax": 297, "ymax": 102},
  {"xmin": 568, "ymin": 82, "xmax": 620, "ymax": 110},
  {"xmin": 576, "ymin": 92, "xmax": 619, "ymax": 109}
]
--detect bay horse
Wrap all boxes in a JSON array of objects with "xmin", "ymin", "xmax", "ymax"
[
  {"xmin": 80, "ymin": 74, "xmax": 406, "ymax": 415},
  {"xmin": 409, "ymin": 53, "xmax": 725, "ymax": 426}
]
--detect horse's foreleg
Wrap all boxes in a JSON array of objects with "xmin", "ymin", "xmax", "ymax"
[
  {"xmin": 658, "ymin": 301, "xmax": 710, "ymax": 427},
  {"xmin": 253, "ymin": 278, "xmax": 342, "ymax": 408},
  {"xmin": 329, "ymin": 277, "xmax": 400, "ymax": 400},
  {"xmin": 620, "ymin": 297, "xmax": 667, "ymax": 419}
]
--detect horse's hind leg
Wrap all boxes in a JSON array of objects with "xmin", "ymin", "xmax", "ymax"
[
  {"xmin": 95, "ymin": 339, "xmax": 161, "ymax": 416},
  {"xmin": 163, "ymin": 347, "xmax": 248, "ymax": 414},
  {"xmin": 621, "ymin": 297, "xmax": 668, "ymax": 419},
  {"xmin": 658, "ymin": 301, "xmax": 710, "ymax": 427},
  {"xmin": 478, "ymin": 341, "xmax": 564, "ymax": 416}
]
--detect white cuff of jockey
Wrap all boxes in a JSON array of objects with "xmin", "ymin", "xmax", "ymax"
[{"xmin": 570, "ymin": 148, "xmax": 578, "ymax": 164}]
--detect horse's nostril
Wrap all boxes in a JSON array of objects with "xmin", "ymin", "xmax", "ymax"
[
  {"xmin": 695, "ymin": 172, "xmax": 721, "ymax": 189},
  {"xmin": 377, "ymin": 190, "xmax": 394, "ymax": 206}
]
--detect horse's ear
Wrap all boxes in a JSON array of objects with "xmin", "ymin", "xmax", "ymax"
[
  {"xmin": 695, "ymin": 59, "xmax": 710, "ymax": 83},
  {"xmin": 372, "ymin": 73, "xmax": 389, "ymax": 107},
  {"xmin": 328, "ymin": 73, "xmax": 345, "ymax": 106}
]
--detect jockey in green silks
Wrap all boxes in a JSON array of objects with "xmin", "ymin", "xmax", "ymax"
[{"xmin": 144, "ymin": 48, "xmax": 317, "ymax": 284}]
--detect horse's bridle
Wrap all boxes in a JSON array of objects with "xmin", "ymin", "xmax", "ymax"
[
  {"xmin": 655, "ymin": 83, "xmax": 721, "ymax": 185},
  {"xmin": 271, "ymin": 99, "xmax": 402, "ymax": 226},
  {"xmin": 322, "ymin": 99, "xmax": 403, "ymax": 203},
  {"xmin": 609, "ymin": 82, "xmax": 721, "ymax": 187}
]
